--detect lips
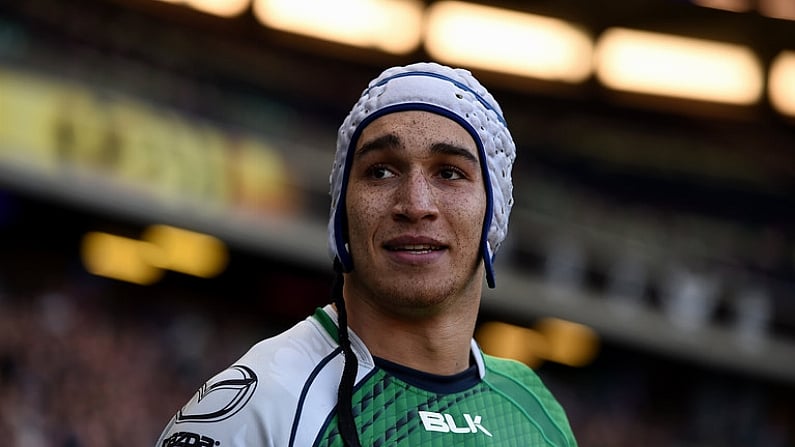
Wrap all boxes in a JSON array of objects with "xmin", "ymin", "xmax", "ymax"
[
  {"xmin": 386, "ymin": 244, "xmax": 439, "ymax": 254},
  {"xmin": 383, "ymin": 236, "xmax": 447, "ymax": 254}
]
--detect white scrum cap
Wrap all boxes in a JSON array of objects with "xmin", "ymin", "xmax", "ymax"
[{"xmin": 328, "ymin": 62, "xmax": 516, "ymax": 288}]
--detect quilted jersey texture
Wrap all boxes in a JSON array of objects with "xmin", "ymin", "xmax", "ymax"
[{"xmin": 156, "ymin": 306, "xmax": 577, "ymax": 447}]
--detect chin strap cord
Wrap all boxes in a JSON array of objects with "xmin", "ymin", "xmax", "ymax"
[{"xmin": 332, "ymin": 262, "xmax": 363, "ymax": 447}]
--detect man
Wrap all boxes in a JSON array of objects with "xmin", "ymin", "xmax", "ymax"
[{"xmin": 157, "ymin": 62, "xmax": 577, "ymax": 446}]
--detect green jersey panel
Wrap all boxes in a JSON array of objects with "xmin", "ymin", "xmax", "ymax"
[{"xmin": 315, "ymin": 357, "xmax": 576, "ymax": 446}]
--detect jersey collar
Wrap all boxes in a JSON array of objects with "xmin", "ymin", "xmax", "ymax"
[{"xmin": 313, "ymin": 305, "xmax": 486, "ymax": 380}]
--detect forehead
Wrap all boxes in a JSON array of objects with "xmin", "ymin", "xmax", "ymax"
[{"xmin": 355, "ymin": 110, "xmax": 478, "ymax": 153}]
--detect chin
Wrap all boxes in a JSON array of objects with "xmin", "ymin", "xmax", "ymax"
[
  {"xmin": 348, "ymin": 259, "xmax": 480, "ymax": 308},
  {"xmin": 378, "ymin": 277, "xmax": 458, "ymax": 309}
]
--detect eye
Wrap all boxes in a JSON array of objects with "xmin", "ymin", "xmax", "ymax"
[
  {"xmin": 368, "ymin": 165, "xmax": 395, "ymax": 179},
  {"xmin": 439, "ymin": 166, "xmax": 465, "ymax": 180}
]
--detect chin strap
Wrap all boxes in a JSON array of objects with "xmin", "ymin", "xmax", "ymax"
[{"xmin": 332, "ymin": 262, "xmax": 363, "ymax": 447}]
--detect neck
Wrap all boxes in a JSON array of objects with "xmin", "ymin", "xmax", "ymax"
[{"xmin": 340, "ymin": 282, "xmax": 480, "ymax": 376}]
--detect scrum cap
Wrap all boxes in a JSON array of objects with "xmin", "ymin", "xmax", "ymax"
[{"xmin": 328, "ymin": 62, "xmax": 516, "ymax": 287}]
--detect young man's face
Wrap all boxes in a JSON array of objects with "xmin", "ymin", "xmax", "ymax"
[{"xmin": 344, "ymin": 110, "xmax": 487, "ymax": 313}]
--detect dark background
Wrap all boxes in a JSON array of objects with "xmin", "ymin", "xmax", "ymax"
[{"xmin": 0, "ymin": 0, "xmax": 793, "ymax": 445}]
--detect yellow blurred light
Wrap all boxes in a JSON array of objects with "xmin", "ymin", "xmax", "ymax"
[
  {"xmin": 81, "ymin": 232, "xmax": 165, "ymax": 285},
  {"xmin": 142, "ymin": 225, "xmax": 228, "ymax": 278},
  {"xmin": 476, "ymin": 321, "xmax": 549, "ymax": 368},
  {"xmin": 769, "ymin": 51, "xmax": 795, "ymax": 117},
  {"xmin": 595, "ymin": 28, "xmax": 764, "ymax": 105},
  {"xmin": 151, "ymin": 0, "xmax": 250, "ymax": 17},
  {"xmin": 535, "ymin": 317, "xmax": 599, "ymax": 367},
  {"xmin": 252, "ymin": 0, "xmax": 423, "ymax": 54},
  {"xmin": 477, "ymin": 318, "xmax": 599, "ymax": 368},
  {"xmin": 424, "ymin": 1, "xmax": 593, "ymax": 82}
]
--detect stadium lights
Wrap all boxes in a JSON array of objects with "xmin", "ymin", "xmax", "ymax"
[
  {"xmin": 691, "ymin": 0, "xmax": 795, "ymax": 21},
  {"xmin": 142, "ymin": 225, "xmax": 229, "ymax": 278},
  {"xmin": 769, "ymin": 51, "xmax": 795, "ymax": 116},
  {"xmin": 594, "ymin": 28, "xmax": 764, "ymax": 105},
  {"xmin": 151, "ymin": 0, "xmax": 250, "ymax": 17},
  {"xmin": 534, "ymin": 317, "xmax": 599, "ymax": 367},
  {"xmin": 80, "ymin": 226, "xmax": 228, "ymax": 285},
  {"xmin": 758, "ymin": 0, "xmax": 795, "ymax": 21},
  {"xmin": 252, "ymin": 0, "xmax": 424, "ymax": 54},
  {"xmin": 476, "ymin": 321, "xmax": 549, "ymax": 368},
  {"xmin": 475, "ymin": 319, "xmax": 599, "ymax": 368},
  {"xmin": 424, "ymin": 1, "xmax": 593, "ymax": 83},
  {"xmin": 691, "ymin": 0, "xmax": 752, "ymax": 12},
  {"xmin": 81, "ymin": 232, "xmax": 165, "ymax": 286}
]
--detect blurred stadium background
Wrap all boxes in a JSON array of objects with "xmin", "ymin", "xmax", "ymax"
[{"xmin": 0, "ymin": 0, "xmax": 793, "ymax": 445}]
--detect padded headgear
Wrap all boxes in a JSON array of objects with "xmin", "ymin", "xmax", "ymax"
[{"xmin": 328, "ymin": 62, "xmax": 515, "ymax": 287}]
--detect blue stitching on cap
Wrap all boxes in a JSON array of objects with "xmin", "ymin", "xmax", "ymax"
[{"xmin": 369, "ymin": 71, "xmax": 507, "ymax": 127}]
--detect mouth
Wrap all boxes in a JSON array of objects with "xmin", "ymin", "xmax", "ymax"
[
  {"xmin": 383, "ymin": 237, "xmax": 447, "ymax": 255},
  {"xmin": 384, "ymin": 244, "xmax": 444, "ymax": 254}
]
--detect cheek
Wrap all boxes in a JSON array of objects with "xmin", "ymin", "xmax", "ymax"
[
  {"xmin": 449, "ymin": 195, "xmax": 487, "ymax": 240},
  {"xmin": 346, "ymin": 190, "xmax": 382, "ymax": 239},
  {"xmin": 462, "ymin": 186, "xmax": 487, "ymax": 214}
]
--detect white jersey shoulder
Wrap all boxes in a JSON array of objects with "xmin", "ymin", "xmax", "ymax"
[{"xmin": 155, "ymin": 305, "xmax": 374, "ymax": 447}]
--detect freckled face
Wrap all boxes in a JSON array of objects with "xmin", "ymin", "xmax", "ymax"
[{"xmin": 344, "ymin": 111, "xmax": 487, "ymax": 312}]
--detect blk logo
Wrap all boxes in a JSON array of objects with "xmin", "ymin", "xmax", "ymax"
[{"xmin": 418, "ymin": 411, "xmax": 493, "ymax": 437}]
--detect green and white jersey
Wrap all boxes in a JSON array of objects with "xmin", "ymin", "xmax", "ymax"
[{"xmin": 157, "ymin": 305, "xmax": 577, "ymax": 447}]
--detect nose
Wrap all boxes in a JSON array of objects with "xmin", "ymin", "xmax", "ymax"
[{"xmin": 392, "ymin": 170, "xmax": 438, "ymax": 222}]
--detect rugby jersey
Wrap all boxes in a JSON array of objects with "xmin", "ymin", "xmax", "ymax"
[{"xmin": 156, "ymin": 305, "xmax": 577, "ymax": 446}]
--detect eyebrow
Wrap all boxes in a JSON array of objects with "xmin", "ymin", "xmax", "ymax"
[
  {"xmin": 356, "ymin": 133, "xmax": 402, "ymax": 159},
  {"xmin": 430, "ymin": 142, "xmax": 479, "ymax": 164},
  {"xmin": 355, "ymin": 133, "xmax": 479, "ymax": 164}
]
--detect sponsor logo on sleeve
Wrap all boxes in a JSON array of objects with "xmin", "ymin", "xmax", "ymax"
[
  {"xmin": 162, "ymin": 432, "xmax": 220, "ymax": 447},
  {"xmin": 176, "ymin": 365, "xmax": 258, "ymax": 423}
]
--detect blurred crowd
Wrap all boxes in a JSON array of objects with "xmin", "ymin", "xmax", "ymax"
[
  {"xmin": 546, "ymin": 356, "xmax": 794, "ymax": 447},
  {"xmin": 0, "ymin": 279, "xmax": 264, "ymax": 447},
  {"xmin": 0, "ymin": 278, "xmax": 792, "ymax": 446}
]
